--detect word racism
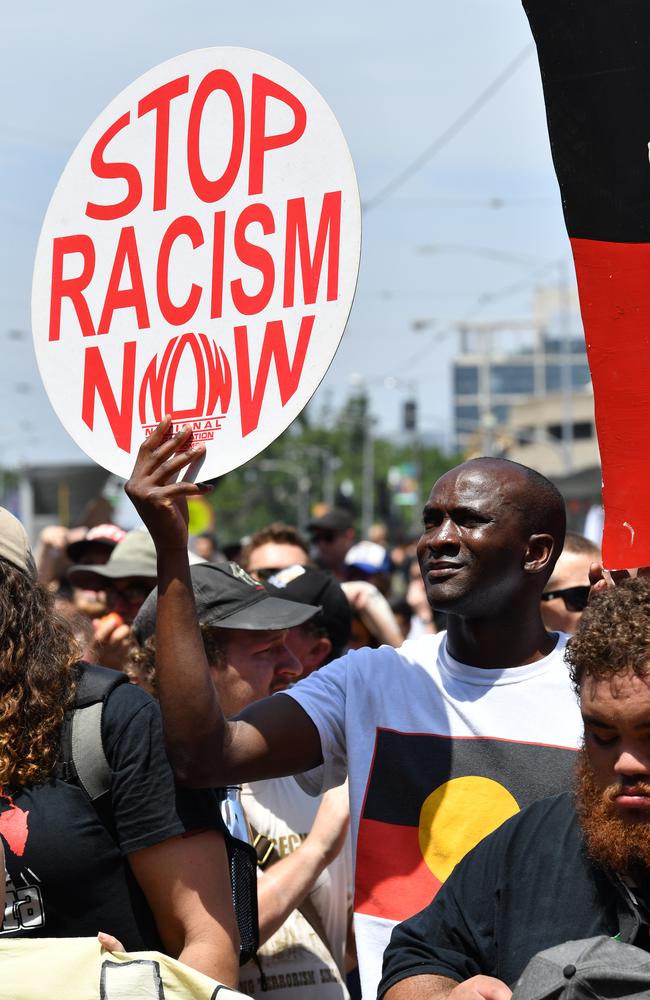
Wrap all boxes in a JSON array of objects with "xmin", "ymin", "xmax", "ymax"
[{"xmin": 47, "ymin": 68, "xmax": 342, "ymax": 452}]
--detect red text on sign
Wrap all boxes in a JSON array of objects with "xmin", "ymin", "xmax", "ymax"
[
  {"xmin": 49, "ymin": 192, "xmax": 341, "ymax": 340},
  {"xmin": 85, "ymin": 72, "xmax": 306, "ymax": 218},
  {"xmin": 80, "ymin": 315, "xmax": 315, "ymax": 452}
]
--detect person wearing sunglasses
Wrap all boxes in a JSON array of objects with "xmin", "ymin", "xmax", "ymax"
[
  {"xmin": 240, "ymin": 522, "xmax": 310, "ymax": 582},
  {"xmin": 540, "ymin": 531, "xmax": 600, "ymax": 634},
  {"xmin": 67, "ymin": 529, "xmax": 159, "ymax": 671},
  {"xmin": 307, "ymin": 508, "xmax": 356, "ymax": 582}
]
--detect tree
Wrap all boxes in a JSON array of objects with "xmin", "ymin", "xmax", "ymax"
[{"xmin": 205, "ymin": 394, "xmax": 461, "ymax": 545}]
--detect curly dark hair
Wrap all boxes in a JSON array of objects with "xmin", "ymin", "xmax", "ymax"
[
  {"xmin": 0, "ymin": 559, "xmax": 78, "ymax": 787},
  {"xmin": 565, "ymin": 577, "xmax": 650, "ymax": 692},
  {"xmin": 129, "ymin": 624, "xmax": 228, "ymax": 697}
]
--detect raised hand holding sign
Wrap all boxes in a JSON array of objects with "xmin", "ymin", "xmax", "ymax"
[{"xmin": 125, "ymin": 416, "xmax": 213, "ymax": 551}]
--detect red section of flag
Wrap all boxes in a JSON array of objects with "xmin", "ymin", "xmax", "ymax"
[
  {"xmin": 355, "ymin": 817, "xmax": 441, "ymax": 922},
  {"xmin": 0, "ymin": 798, "xmax": 29, "ymax": 858},
  {"xmin": 571, "ymin": 237, "xmax": 650, "ymax": 568}
]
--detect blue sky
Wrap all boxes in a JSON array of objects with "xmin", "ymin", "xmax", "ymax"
[{"xmin": 0, "ymin": 0, "xmax": 574, "ymax": 467}]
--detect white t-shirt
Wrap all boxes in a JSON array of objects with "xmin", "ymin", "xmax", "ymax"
[
  {"xmin": 239, "ymin": 777, "xmax": 353, "ymax": 999},
  {"xmin": 284, "ymin": 631, "xmax": 583, "ymax": 999}
]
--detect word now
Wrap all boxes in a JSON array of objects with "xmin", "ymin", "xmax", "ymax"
[
  {"xmin": 82, "ymin": 316, "xmax": 315, "ymax": 452},
  {"xmin": 49, "ymin": 192, "xmax": 340, "ymax": 341}
]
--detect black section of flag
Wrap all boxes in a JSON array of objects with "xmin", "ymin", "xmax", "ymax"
[
  {"xmin": 523, "ymin": 0, "xmax": 650, "ymax": 242},
  {"xmin": 362, "ymin": 730, "xmax": 577, "ymax": 827}
]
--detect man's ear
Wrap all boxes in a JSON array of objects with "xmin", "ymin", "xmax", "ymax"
[{"xmin": 524, "ymin": 533, "xmax": 555, "ymax": 574}]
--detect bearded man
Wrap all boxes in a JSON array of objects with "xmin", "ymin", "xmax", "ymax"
[{"xmin": 379, "ymin": 576, "xmax": 650, "ymax": 1000}]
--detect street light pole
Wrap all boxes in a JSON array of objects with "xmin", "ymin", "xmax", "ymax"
[
  {"xmin": 297, "ymin": 444, "xmax": 339, "ymax": 508},
  {"xmin": 362, "ymin": 406, "xmax": 375, "ymax": 536},
  {"xmin": 559, "ymin": 260, "xmax": 574, "ymax": 474}
]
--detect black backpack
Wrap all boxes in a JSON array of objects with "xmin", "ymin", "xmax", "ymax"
[{"xmin": 56, "ymin": 663, "xmax": 259, "ymax": 965}]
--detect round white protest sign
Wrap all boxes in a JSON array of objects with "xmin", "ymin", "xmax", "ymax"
[{"xmin": 32, "ymin": 48, "xmax": 361, "ymax": 479}]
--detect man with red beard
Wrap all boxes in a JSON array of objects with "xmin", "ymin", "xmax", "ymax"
[{"xmin": 379, "ymin": 577, "xmax": 650, "ymax": 1000}]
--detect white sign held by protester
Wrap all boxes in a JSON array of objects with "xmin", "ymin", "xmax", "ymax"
[{"xmin": 32, "ymin": 47, "xmax": 361, "ymax": 479}]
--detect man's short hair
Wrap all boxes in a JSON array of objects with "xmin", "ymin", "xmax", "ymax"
[
  {"xmin": 469, "ymin": 458, "xmax": 566, "ymax": 542},
  {"xmin": 563, "ymin": 531, "xmax": 600, "ymax": 558},
  {"xmin": 240, "ymin": 522, "xmax": 309, "ymax": 569},
  {"xmin": 458, "ymin": 458, "xmax": 566, "ymax": 578},
  {"xmin": 565, "ymin": 577, "xmax": 650, "ymax": 691}
]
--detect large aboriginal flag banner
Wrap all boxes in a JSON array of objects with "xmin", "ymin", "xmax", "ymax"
[
  {"xmin": 523, "ymin": 0, "xmax": 650, "ymax": 569},
  {"xmin": 354, "ymin": 730, "xmax": 576, "ymax": 923}
]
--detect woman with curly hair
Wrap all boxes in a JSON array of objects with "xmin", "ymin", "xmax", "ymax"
[
  {"xmin": 0, "ymin": 553, "xmax": 78, "ymax": 791},
  {"xmin": 0, "ymin": 507, "xmax": 240, "ymax": 987}
]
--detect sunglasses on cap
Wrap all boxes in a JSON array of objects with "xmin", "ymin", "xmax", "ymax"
[{"xmin": 541, "ymin": 585, "xmax": 590, "ymax": 612}]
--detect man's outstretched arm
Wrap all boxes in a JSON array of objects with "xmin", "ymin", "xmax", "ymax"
[{"xmin": 126, "ymin": 418, "xmax": 323, "ymax": 787}]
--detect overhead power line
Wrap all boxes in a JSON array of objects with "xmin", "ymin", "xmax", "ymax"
[
  {"xmin": 363, "ymin": 42, "xmax": 535, "ymax": 213},
  {"xmin": 388, "ymin": 255, "xmax": 564, "ymax": 378}
]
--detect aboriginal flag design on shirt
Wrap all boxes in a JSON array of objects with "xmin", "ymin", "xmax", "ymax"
[
  {"xmin": 523, "ymin": 0, "xmax": 650, "ymax": 568},
  {"xmin": 354, "ymin": 730, "xmax": 577, "ymax": 923}
]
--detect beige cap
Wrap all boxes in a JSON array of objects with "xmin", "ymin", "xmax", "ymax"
[
  {"xmin": 68, "ymin": 528, "xmax": 157, "ymax": 588},
  {"xmin": 0, "ymin": 507, "xmax": 36, "ymax": 579}
]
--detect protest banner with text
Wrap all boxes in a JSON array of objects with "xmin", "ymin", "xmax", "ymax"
[{"xmin": 32, "ymin": 48, "xmax": 361, "ymax": 479}]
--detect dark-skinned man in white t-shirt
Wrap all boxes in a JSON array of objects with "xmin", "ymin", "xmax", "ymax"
[{"xmin": 126, "ymin": 418, "xmax": 583, "ymax": 1000}]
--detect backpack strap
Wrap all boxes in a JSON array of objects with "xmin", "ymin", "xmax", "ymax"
[{"xmin": 56, "ymin": 663, "xmax": 129, "ymax": 802}]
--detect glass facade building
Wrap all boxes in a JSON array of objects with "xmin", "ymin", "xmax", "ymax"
[{"xmin": 452, "ymin": 290, "xmax": 591, "ymax": 450}]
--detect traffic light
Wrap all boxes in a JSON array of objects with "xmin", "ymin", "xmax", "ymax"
[{"xmin": 403, "ymin": 399, "xmax": 417, "ymax": 432}]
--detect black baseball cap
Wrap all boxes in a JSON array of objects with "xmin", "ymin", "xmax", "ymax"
[
  {"xmin": 133, "ymin": 561, "xmax": 319, "ymax": 644},
  {"xmin": 307, "ymin": 508, "xmax": 354, "ymax": 534},
  {"xmin": 265, "ymin": 565, "xmax": 352, "ymax": 656}
]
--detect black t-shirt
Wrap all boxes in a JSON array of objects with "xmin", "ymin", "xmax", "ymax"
[
  {"xmin": 0, "ymin": 679, "xmax": 225, "ymax": 950},
  {"xmin": 379, "ymin": 792, "xmax": 644, "ymax": 996}
]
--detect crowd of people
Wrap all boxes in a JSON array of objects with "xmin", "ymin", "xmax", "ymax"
[{"xmin": 2, "ymin": 415, "xmax": 648, "ymax": 1000}]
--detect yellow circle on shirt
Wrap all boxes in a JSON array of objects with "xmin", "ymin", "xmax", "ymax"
[{"xmin": 419, "ymin": 776, "xmax": 519, "ymax": 882}]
